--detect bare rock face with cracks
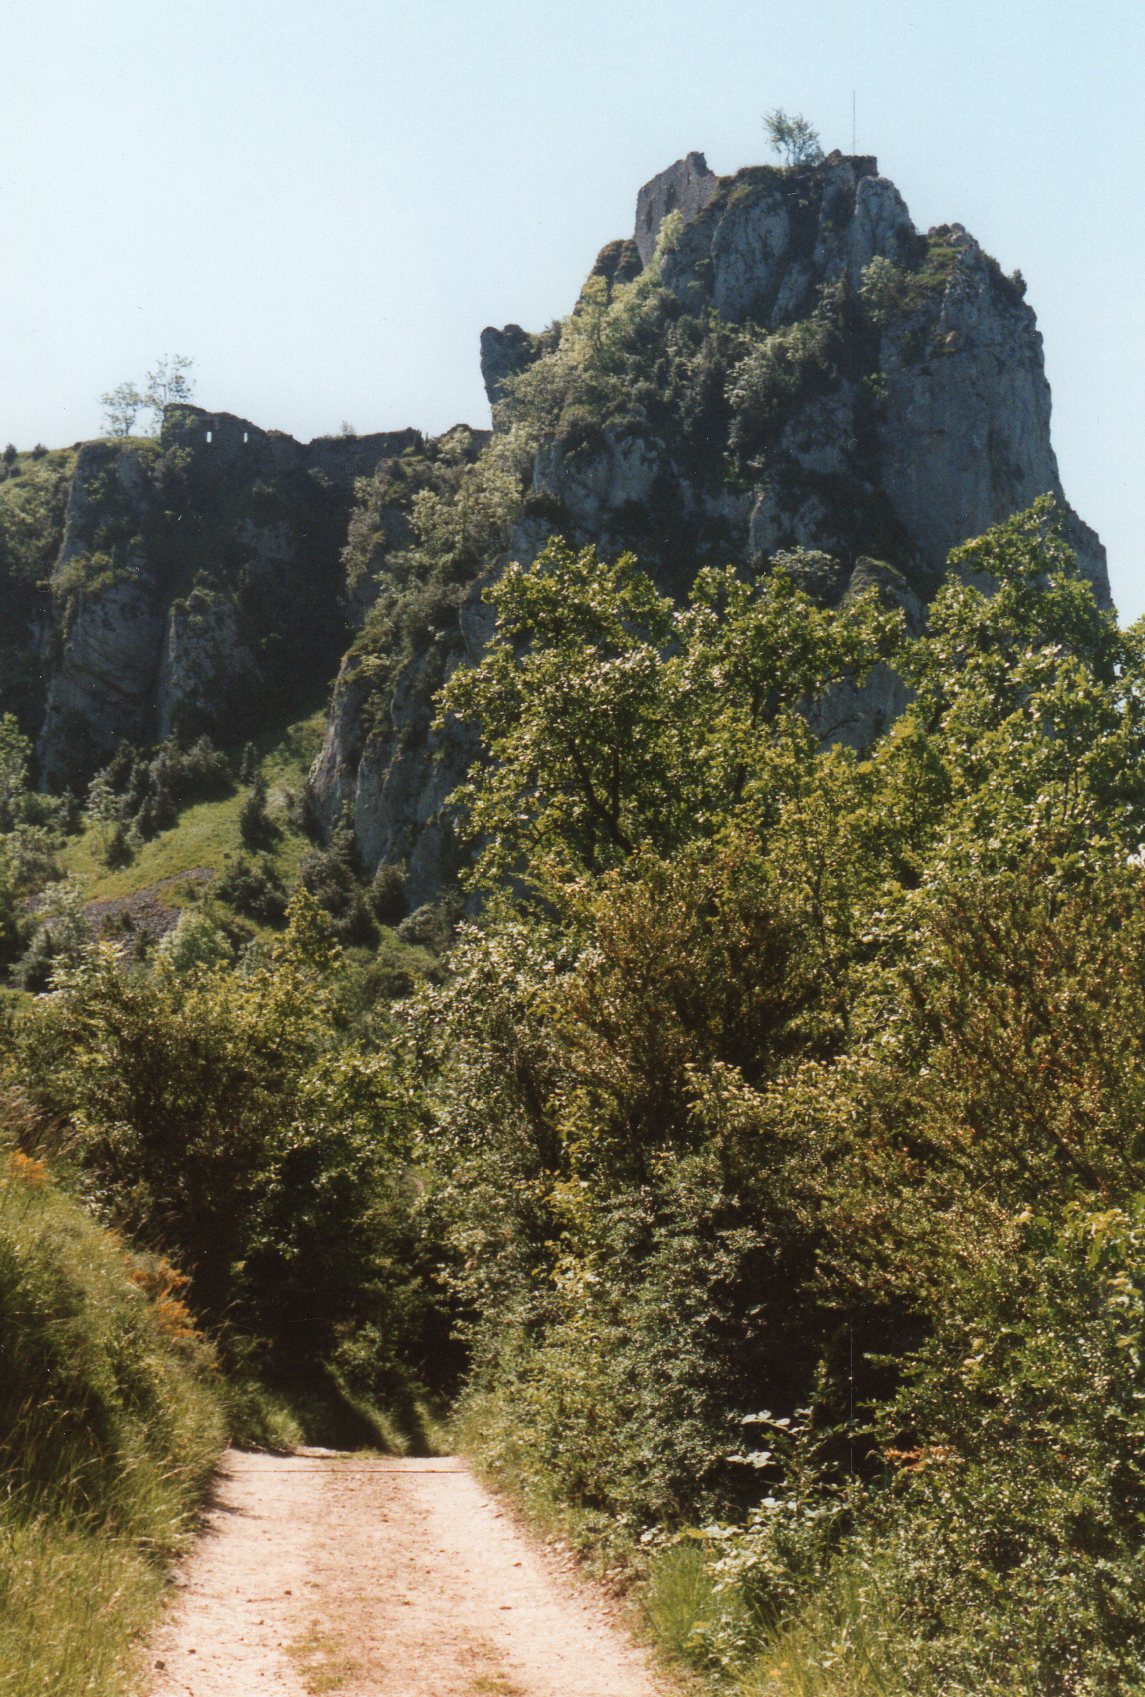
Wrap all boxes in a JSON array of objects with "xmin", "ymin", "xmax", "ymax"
[{"xmin": 1, "ymin": 150, "xmax": 1106, "ymax": 905}]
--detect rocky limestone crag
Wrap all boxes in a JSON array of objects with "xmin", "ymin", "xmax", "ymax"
[
  {"xmin": 479, "ymin": 324, "xmax": 542, "ymax": 409},
  {"xmin": 32, "ymin": 407, "xmax": 420, "ymax": 787},
  {"xmin": 5, "ymin": 149, "xmax": 1110, "ymax": 906},
  {"xmin": 657, "ymin": 154, "xmax": 903, "ymax": 320},
  {"xmin": 310, "ymin": 150, "xmax": 1108, "ymax": 896},
  {"xmin": 308, "ymin": 648, "xmax": 477, "ymax": 909},
  {"xmin": 39, "ymin": 577, "xmax": 168, "ymax": 786},
  {"xmin": 156, "ymin": 587, "xmax": 258, "ymax": 742},
  {"xmin": 527, "ymin": 154, "xmax": 1106, "ymax": 598}
]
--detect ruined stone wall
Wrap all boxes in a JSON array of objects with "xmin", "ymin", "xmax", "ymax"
[{"xmin": 633, "ymin": 149, "xmax": 719, "ymax": 265}]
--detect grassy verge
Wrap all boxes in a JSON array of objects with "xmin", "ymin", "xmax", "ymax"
[
  {"xmin": 0, "ymin": 1104, "xmax": 227, "ymax": 1697},
  {"xmin": 226, "ymin": 1364, "xmax": 449, "ymax": 1459},
  {"xmin": 456, "ymin": 1385, "xmax": 907, "ymax": 1697}
]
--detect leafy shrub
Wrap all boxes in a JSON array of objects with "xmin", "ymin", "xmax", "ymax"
[
  {"xmin": 13, "ymin": 896, "xmax": 433, "ymax": 1388},
  {"xmin": 215, "ymin": 853, "xmax": 288, "ymax": 925},
  {"xmin": 727, "ymin": 285, "xmax": 844, "ymax": 464},
  {"xmin": 395, "ymin": 901, "xmax": 457, "ymax": 952},
  {"xmin": 856, "ymin": 1205, "xmax": 1145, "ymax": 1696},
  {"xmin": 238, "ymin": 774, "xmax": 276, "ymax": 849},
  {"xmin": 101, "ymin": 819, "xmax": 131, "ymax": 869},
  {"xmin": 156, "ymin": 907, "xmax": 234, "ymax": 973},
  {"xmin": 12, "ymin": 881, "xmax": 89, "ymax": 991},
  {"xmin": 295, "ymin": 805, "xmax": 378, "ymax": 945},
  {"xmin": 858, "ymin": 256, "xmax": 908, "ymax": 328},
  {"xmin": 370, "ymin": 861, "xmax": 408, "ymax": 924}
]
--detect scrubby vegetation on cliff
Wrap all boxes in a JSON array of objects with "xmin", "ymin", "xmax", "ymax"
[{"xmin": 316, "ymin": 150, "xmax": 1104, "ymax": 900}]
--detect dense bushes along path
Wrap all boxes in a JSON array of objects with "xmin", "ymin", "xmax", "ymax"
[{"xmin": 145, "ymin": 1451, "xmax": 669, "ymax": 1697}]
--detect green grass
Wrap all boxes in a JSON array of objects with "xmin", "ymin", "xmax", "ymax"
[
  {"xmin": 259, "ymin": 709, "xmax": 328, "ymax": 796},
  {"xmin": 59, "ymin": 709, "xmax": 328, "ymax": 910},
  {"xmin": 0, "ymin": 1106, "xmax": 227, "ymax": 1697},
  {"xmin": 61, "ymin": 790, "xmax": 248, "ymax": 901},
  {"xmin": 737, "ymin": 1561, "xmax": 909, "ymax": 1697},
  {"xmin": 54, "ymin": 708, "xmax": 439, "ymax": 996},
  {"xmin": 0, "ymin": 1514, "xmax": 168, "ymax": 1697},
  {"xmin": 904, "ymin": 235, "xmax": 960, "ymax": 305},
  {"xmin": 644, "ymin": 1543, "xmax": 726, "ymax": 1667},
  {"xmin": 0, "ymin": 445, "xmax": 77, "ymax": 476},
  {"xmin": 226, "ymin": 1360, "xmax": 448, "ymax": 1457},
  {"xmin": 638, "ymin": 1538, "xmax": 915, "ymax": 1697},
  {"xmin": 287, "ymin": 1622, "xmax": 364, "ymax": 1694}
]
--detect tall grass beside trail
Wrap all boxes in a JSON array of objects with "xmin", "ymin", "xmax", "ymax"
[
  {"xmin": 0, "ymin": 1107, "xmax": 227, "ymax": 1697},
  {"xmin": 643, "ymin": 1544, "xmax": 908, "ymax": 1697}
]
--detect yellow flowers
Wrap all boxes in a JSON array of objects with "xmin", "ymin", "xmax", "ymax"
[{"xmin": 4, "ymin": 1148, "xmax": 48, "ymax": 1187}]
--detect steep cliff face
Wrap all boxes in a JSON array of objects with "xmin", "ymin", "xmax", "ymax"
[
  {"xmin": 26, "ymin": 408, "xmax": 418, "ymax": 787},
  {"xmin": 305, "ymin": 426, "xmax": 491, "ymax": 906},
  {"xmin": 309, "ymin": 150, "xmax": 1107, "ymax": 896},
  {"xmin": 518, "ymin": 153, "xmax": 1104, "ymax": 595},
  {"xmin": 0, "ymin": 448, "xmax": 73, "ymax": 735}
]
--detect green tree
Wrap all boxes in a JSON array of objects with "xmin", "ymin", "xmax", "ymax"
[
  {"xmin": 100, "ymin": 354, "xmax": 195, "ymax": 438},
  {"xmin": 143, "ymin": 353, "xmax": 195, "ymax": 418},
  {"xmin": 424, "ymin": 500, "xmax": 1145, "ymax": 1622},
  {"xmin": 763, "ymin": 109, "xmax": 824, "ymax": 167},
  {"xmin": 100, "ymin": 380, "xmax": 145, "ymax": 438},
  {"xmin": 239, "ymin": 771, "xmax": 275, "ymax": 849},
  {"xmin": 0, "ymin": 714, "xmax": 31, "ymax": 832},
  {"xmin": 15, "ymin": 892, "xmax": 425, "ymax": 1377},
  {"xmin": 439, "ymin": 538, "xmax": 898, "ymax": 892}
]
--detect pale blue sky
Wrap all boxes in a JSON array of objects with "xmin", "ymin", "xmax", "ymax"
[{"xmin": 1, "ymin": 1, "xmax": 1142, "ymax": 614}]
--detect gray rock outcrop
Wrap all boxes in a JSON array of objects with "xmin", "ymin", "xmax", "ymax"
[
  {"xmin": 310, "ymin": 150, "xmax": 1109, "ymax": 897},
  {"xmin": 480, "ymin": 324, "xmax": 541, "ymax": 409},
  {"xmin": 156, "ymin": 588, "xmax": 258, "ymax": 743},
  {"xmin": 32, "ymin": 408, "xmax": 420, "ymax": 787},
  {"xmin": 39, "ymin": 577, "xmax": 167, "ymax": 788}
]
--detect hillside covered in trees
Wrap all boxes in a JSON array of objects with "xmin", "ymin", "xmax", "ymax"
[{"xmin": 2, "ymin": 146, "xmax": 1142, "ymax": 1697}]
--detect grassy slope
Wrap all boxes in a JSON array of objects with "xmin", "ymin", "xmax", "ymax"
[
  {"xmin": 59, "ymin": 709, "xmax": 328, "ymax": 910},
  {"xmin": 0, "ymin": 1110, "xmax": 227, "ymax": 1697},
  {"xmin": 53, "ymin": 708, "xmax": 439, "ymax": 997}
]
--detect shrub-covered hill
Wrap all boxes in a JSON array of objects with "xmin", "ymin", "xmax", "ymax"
[{"xmin": 0, "ymin": 704, "xmax": 441, "ymax": 1007}]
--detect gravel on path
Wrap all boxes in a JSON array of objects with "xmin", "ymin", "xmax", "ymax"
[{"xmin": 145, "ymin": 1448, "xmax": 674, "ymax": 1697}]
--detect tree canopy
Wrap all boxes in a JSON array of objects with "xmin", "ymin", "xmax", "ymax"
[
  {"xmin": 100, "ymin": 354, "xmax": 196, "ymax": 437},
  {"xmin": 763, "ymin": 109, "xmax": 825, "ymax": 167}
]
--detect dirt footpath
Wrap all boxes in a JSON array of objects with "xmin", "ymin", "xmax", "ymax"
[{"xmin": 145, "ymin": 1449, "xmax": 673, "ymax": 1697}]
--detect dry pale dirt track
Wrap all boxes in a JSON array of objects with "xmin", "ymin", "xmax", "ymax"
[{"xmin": 144, "ymin": 1449, "xmax": 674, "ymax": 1697}]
